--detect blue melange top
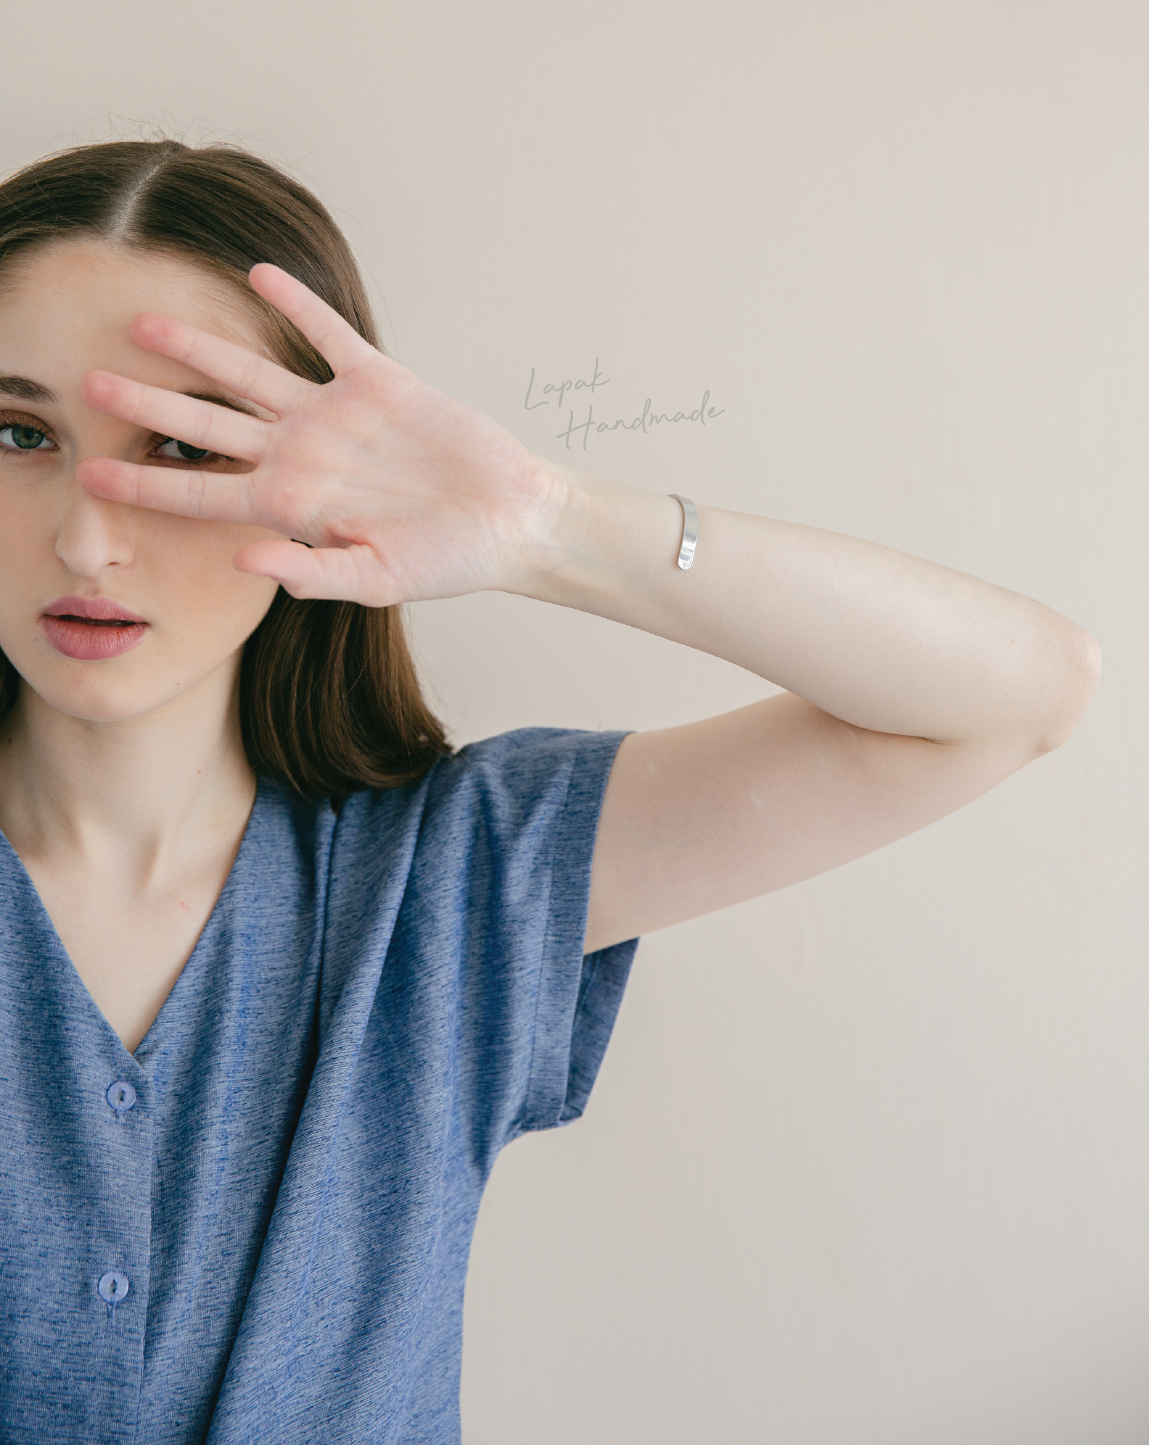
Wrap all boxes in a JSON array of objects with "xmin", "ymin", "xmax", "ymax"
[{"xmin": 0, "ymin": 727, "xmax": 638, "ymax": 1444}]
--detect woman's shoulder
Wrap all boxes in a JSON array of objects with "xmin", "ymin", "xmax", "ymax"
[
  {"xmin": 428, "ymin": 724, "xmax": 631, "ymax": 813},
  {"xmin": 331, "ymin": 724, "xmax": 632, "ymax": 844},
  {"xmin": 445, "ymin": 723, "xmax": 626, "ymax": 773},
  {"xmin": 241, "ymin": 729, "xmax": 633, "ymax": 899}
]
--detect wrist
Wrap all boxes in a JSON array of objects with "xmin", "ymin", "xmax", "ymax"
[
  {"xmin": 504, "ymin": 455, "xmax": 686, "ymax": 608},
  {"xmin": 498, "ymin": 455, "xmax": 589, "ymax": 597}
]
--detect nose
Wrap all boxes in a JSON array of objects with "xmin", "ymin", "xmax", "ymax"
[{"xmin": 54, "ymin": 479, "xmax": 135, "ymax": 578}]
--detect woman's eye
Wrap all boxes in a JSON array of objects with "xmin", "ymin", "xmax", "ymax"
[
  {"xmin": 155, "ymin": 437, "xmax": 212, "ymax": 462},
  {"xmin": 0, "ymin": 423, "xmax": 54, "ymax": 452}
]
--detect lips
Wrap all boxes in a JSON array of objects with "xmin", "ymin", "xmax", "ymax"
[{"xmin": 40, "ymin": 594, "xmax": 149, "ymax": 661}]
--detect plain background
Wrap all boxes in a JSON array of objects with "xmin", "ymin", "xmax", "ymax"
[{"xmin": 3, "ymin": 3, "xmax": 1144, "ymax": 1441}]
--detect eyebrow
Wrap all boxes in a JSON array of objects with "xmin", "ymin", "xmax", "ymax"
[
  {"xmin": 0, "ymin": 375, "xmax": 261, "ymax": 418},
  {"xmin": 0, "ymin": 375, "xmax": 56, "ymax": 403}
]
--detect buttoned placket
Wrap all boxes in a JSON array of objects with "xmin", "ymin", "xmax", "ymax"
[{"xmin": 90, "ymin": 1051, "xmax": 155, "ymax": 1439}]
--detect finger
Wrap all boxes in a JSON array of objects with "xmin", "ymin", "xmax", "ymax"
[
  {"xmin": 80, "ymin": 371, "xmax": 268, "ymax": 463},
  {"xmin": 77, "ymin": 455, "xmax": 258, "ymax": 525},
  {"xmin": 128, "ymin": 311, "xmax": 308, "ymax": 416},
  {"xmin": 233, "ymin": 538, "xmax": 401, "ymax": 606},
  {"xmin": 247, "ymin": 264, "xmax": 379, "ymax": 377}
]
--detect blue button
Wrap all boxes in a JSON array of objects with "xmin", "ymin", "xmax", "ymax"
[
  {"xmin": 98, "ymin": 1271, "xmax": 130, "ymax": 1303},
  {"xmin": 106, "ymin": 1080, "xmax": 137, "ymax": 1116}
]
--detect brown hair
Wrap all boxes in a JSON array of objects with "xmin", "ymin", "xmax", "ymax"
[{"xmin": 0, "ymin": 138, "xmax": 451, "ymax": 802}]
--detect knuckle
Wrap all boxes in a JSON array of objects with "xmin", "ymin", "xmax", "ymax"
[
  {"xmin": 240, "ymin": 354, "xmax": 263, "ymax": 394},
  {"xmin": 189, "ymin": 472, "xmax": 208, "ymax": 516},
  {"xmin": 177, "ymin": 326, "xmax": 200, "ymax": 366},
  {"xmin": 197, "ymin": 400, "xmax": 217, "ymax": 446}
]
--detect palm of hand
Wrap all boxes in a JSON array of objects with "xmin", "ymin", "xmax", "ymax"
[{"xmin": 77, "ymin": 264, "xmax": 562, "ymax": 608}]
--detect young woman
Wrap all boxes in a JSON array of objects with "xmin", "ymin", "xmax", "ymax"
[{"xmin": 0, "ymin": 139, "xmax": 1100, "ymax": 1444}]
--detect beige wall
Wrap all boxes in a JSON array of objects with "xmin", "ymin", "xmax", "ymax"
[{"xmin": 5, "ymin": 2, "xmax": 1144, "ymax": 1440}]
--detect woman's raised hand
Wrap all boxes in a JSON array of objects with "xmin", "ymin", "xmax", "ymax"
[{"xmin": 76, "ymin": 264, "xmax": 569, "ymax": 607}]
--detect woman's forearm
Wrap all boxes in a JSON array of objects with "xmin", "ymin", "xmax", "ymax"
[
  {"xmin": 73, "ymin": 268, "xmax": 1101, "ymax": 759},
  {"xmin": 515, "ymin": 460, "xmax": 1101, "ymax": 751}
]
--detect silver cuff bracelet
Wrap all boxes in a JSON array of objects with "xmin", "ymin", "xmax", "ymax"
[{"xmin": 668, "ymin": 494, "xmax": 698, "ymax": 570}]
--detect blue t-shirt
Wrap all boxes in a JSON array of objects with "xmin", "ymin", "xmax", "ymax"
[{"xmin": 0, "ymin": 727, "xmax": 639, "ymax": 1443}]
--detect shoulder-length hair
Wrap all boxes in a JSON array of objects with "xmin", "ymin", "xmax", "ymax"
[{"xmin": 0, "ymin": 138, "xmax": 451, "ymax": 802}]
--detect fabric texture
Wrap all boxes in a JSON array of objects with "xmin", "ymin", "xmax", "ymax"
[{"xmin": 0, "ymin": 726, "xmax": 639, "ymax": 1444}]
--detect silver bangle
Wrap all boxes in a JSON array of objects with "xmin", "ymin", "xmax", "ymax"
[{"xmin": 668, "ymin": 494, "xmax": 698, "ymax": 570}]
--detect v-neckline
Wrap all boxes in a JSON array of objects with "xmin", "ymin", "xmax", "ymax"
[{"xmin": 0, "ymin": 774, "xmax": 269, "ymax": 1071}]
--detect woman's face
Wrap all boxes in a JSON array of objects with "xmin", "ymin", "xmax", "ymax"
[{"xmin": 0, "ymin": 238, "xmax": 283, "ymax": 729}]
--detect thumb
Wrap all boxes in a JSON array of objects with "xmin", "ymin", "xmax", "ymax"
[{"xmin": 232, "ymin": 538, "xmax": 400, "ymax": 605}]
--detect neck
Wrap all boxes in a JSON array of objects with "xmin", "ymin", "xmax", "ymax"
[{"xmin": 0, "ymin": 657, "xmax": 256, "ymax": 889}]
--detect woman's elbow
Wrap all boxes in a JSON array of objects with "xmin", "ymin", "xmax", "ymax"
[{"xmin": 1030, "ymin": 624, "xmax": 1103, "ymax": 756}]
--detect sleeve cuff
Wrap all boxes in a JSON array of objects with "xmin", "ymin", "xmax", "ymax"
[{"xmin": 515, "ymin": 730, "xmax": 639, "ymax": 1133}]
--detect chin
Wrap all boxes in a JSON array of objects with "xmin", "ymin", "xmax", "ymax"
[
  {"xmin": 30, "ymin": 679, "xmax": 189, "ymax": 725},
  {"xmin": 14, "ymin": 649, "xmax": 227, "ymax": 727}
]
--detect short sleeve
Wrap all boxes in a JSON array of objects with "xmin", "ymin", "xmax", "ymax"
[{"xmin": 410, "ymin": 726, "xmax": 641, "ymax": 1146}]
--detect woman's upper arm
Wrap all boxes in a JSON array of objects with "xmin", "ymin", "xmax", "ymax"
[{"xmin": 583, "ymin": 691, "xmax": 1044, "ymax": 954}]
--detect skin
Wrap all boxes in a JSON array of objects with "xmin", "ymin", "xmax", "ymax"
[
  {"xmin": 0, "ymin": 238, "xmax": 1101, "ymax": 1054},
  {"xmin": 0, "ymin": 242, "xmax": 282, "ymax": 1047}
]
